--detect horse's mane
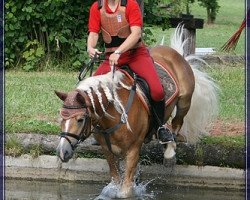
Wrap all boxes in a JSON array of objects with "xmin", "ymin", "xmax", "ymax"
[{"xmin": 76, "ymin": 71, "xmax": 132, "ymax": 128}]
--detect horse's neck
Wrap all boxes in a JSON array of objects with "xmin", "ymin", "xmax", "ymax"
[
  {"xmin": 77, "ymin": 71, "xmax": 133, "ymax": 126},
  {"xmin": 90, "ymin": 82, "xmax": 133, "ymax": 130}
]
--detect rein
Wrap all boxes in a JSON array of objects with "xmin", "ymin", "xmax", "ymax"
[
  {"xmin": 78, "ymin": 52, "xmax": 105, "ymax": 82},
  {"xmin": 95, "ymin": 74, "xmax": 138, "ymax": 153}
]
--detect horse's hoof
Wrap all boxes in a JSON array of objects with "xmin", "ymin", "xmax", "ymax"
[
  {"xmin": 117, "ymin": 187, "xmax": 133, "ymax": 199},
  {"xmin": 163, "ymin": 142, "xmax": 176, "ymax": 159},
  {"xmin": 176, "ymin": 133, "xmax": 187, "ymax": 143},
  {"xmin": 163, "ymin": 156, "xmax": 176, "ymax": 168}
]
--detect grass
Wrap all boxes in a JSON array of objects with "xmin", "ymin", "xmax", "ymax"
[
  {"xmin": 5, "ymin": 137, "xmax": 24, "ymax": 157},
  {"xmin": 5, "ymin": 71, "xmax": 77, "ymax": 134},
  {"xmin": 148, "ymin": 0, "xmax": 245, "ymax": 55},
  {"xmin": 201, "ymin": 135, "xmax": 245, "ymax": 148},
  {"xmin": 206, "ymin": 64, "xmax": 245, "ymax": 121},
  {"xmin": 5, "ymin": 64, "xmax": 244, "ymax": 134}
]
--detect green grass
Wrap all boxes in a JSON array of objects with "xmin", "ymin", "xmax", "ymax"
[
  {"xmin": 201, "ymin": 135, "xmax": 245, "ymax": 148},
  {"xmin": 206, "ymin": 64, "xmax": 245, "ymax": 121},
  {"xmin": 5, "ymin": 71, "xmax": 78, "ymax": 134},
  {"xmin": 5, "ymin": 64, "xmax": 244, "ymax": 134},
  {"xmin": 5, "ymin": 137, "xmax": 25, "ymax": 157},
  {"xmin": 149, "ymin": 0, "xmax": 245, "ymax": 55}
]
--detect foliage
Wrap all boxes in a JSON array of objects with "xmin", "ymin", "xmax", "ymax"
[
  {"xmin": 5, "ymin": 0, "xmax": 93, "ymax": 71},
  {"xmin": 144, "ymin": 0, "xmax": 170, "ymax": 30},
  {"xmin": 158, "ymin": 0, "xmax": 196, "ymax": 16},
  {"xmin": 184, "ymin": 0, "xmax": 195, "ymax": 14},
  {"xmin": 197, "ymin": 0, "xmax": 220, "ymax": 24}
]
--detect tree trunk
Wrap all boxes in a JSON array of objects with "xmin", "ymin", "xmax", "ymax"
[{"xmin": 207, "ymin": 8, "xmax": 212, "ymax": 24}]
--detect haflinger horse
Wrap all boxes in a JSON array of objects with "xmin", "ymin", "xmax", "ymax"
[{"xmin": 55, "ymin": 25, "xmax": 218, "ymax": 198}]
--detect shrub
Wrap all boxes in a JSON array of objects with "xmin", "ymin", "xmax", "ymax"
[{"xmin": 5, "ymin": 0, "xmax": 92, "ymax": 71}]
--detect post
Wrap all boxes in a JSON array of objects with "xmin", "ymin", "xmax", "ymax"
[{"xmin": 182, "ymin": 28, "xmax": 196, "ymax": 56}]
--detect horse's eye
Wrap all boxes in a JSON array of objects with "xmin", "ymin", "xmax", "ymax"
[{"xmin": 77, "ymin": 118, "xmax": 84, "ymax": 123}]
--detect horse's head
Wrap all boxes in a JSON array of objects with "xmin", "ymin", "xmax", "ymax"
[{"xmin": 55, "ymin": 90, "xmax": 92, "ymax": 162}]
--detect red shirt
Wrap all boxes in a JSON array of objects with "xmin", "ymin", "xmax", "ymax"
[{"xmin": 88, "ymin": 0, "xmax": 143, "ymax": 33}]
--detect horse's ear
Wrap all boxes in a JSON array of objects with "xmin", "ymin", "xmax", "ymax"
[{"xmin": 55, "ymin": 91, "xmax": 67, "ymax": 101}]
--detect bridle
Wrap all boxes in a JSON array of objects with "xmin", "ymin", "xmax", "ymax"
[{"xmin": 59, "ymin": 104, "xmax": 92, "ymax": 150}]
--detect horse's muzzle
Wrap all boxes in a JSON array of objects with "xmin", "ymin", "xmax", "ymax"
[{"xmin": 56, "ymin": 139, "xmax": 74, "ymax": 162}]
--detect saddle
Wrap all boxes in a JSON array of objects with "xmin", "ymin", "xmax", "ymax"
[{"xmin": 119, "ymin": 61, "xmax": 179, "ymax": 115}]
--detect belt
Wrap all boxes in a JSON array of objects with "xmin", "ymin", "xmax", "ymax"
[{"xmin": 105, "ymin": 41, "xmax": 143, "ymax": 53}]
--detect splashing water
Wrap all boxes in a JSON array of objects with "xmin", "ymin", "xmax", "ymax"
[{"xmin": 93, "ymin": 179, "xmax": 155, "ymax": 200}]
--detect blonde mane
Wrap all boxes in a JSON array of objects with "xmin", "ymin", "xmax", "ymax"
[{"xmin": 76, "ymin": 71, "xmax": 132, "ymax": 129}]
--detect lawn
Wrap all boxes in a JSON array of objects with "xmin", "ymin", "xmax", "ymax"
[
  {"xmin": 148, "ymin": 0, "xmax": 245, "ymax": 55},
  {"xmin": 5, "ymin": 63, "xmax": 244, "ymax": 134}
]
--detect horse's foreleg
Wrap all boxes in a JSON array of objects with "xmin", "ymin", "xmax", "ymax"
[
  {"xmin": 117, "ymin": 146, "xmax": 140, "ymax": 198},
  {"xmin": 103, "ymin": 150, "xmax": 121, "ymax": 184}
]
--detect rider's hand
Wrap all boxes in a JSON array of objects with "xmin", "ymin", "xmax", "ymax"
[
  {"xmin": 109, "ymin": 52, "xmax": 121, "ymax": 67},
  {"xmin": 87, "ymin": 47, "xmax": 102, "ymax": 58}
]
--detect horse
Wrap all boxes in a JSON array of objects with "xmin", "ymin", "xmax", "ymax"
[{"xmin": 55, "ymin": 25, "xmax": 218, "ymax": 198}]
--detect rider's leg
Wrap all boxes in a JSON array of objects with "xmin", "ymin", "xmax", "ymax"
[
  {"xmin": 152, "ymin": 99, "xmax": 175, "ymax": 143},
  {"xmin": 128, "ymin": 46, "xmax": 175, "ymax": 144}
]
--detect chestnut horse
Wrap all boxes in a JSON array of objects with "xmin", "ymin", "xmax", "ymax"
[{"xmin": 55, "ymin": 26, "xmax": 218, "ymax": 198}]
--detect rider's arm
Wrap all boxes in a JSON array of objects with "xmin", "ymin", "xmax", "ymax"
[
  {"xmin": 113, "ymin": 26, "xmax": 141, "ymax": 55},
  {"xmin": 87, "ymin": 32, "xmax": 101, "ymax": 57},
  {"xmin": 87, "ymin": 2, "xmax": 101, "ymax": 57}
]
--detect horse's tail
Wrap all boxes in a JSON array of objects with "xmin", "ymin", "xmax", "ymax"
[{"xmin": 170, "ymin": 25, "xmax": 219, "ymax": 144}]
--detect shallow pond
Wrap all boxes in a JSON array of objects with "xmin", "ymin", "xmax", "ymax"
[{"xmin": 6, "ymin": 179, "xmax": 244, "ymax": 200}]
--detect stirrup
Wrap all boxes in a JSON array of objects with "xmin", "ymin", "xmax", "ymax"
[{"xmin": 157, "ymin": 126, "xmax": 175, "ymax": 144}]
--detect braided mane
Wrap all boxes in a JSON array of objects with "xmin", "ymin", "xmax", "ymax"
[{"xmin": 76, "ymin": 71, "xmax": 132, "ymax": 127}]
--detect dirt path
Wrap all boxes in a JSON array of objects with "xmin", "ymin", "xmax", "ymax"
[{"xmin": 210, "ymin": 120, "xmax": 244, "ymax": 136}]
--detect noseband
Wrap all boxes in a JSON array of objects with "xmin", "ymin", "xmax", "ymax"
[{"xmin": 60, "ymin": 104, "xmax": 91, "ymax": 150}]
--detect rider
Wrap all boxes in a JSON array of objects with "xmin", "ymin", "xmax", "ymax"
[{"xmin": 87, "ymin": 0, "xmax": 174, "ymax": 144}]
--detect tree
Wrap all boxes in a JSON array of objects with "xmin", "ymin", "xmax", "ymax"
[
  {"xmin": 197, "ymin": 0, "xmax": 220, "ymax": 24},
  {"xmin": 184, "ymin": 0, "xmax": 195, "ymax": 15}
]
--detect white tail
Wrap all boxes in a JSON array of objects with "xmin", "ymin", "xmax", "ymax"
[{"xmin": 170, "ymin": 25, "xmax": 219, "ymax": 144}]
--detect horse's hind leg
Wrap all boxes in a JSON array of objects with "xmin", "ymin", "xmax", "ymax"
[
  {"xmin": 164, "ymin": 95, "xmax": 192, "ymax": 161},
  {"xmin": 171, "ymin": 95, "xmax": 192, "ymax": 136}
]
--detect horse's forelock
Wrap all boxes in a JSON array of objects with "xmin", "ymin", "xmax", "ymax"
[{"xmin": 64, "ymin": 91, "xmax": 84, "ymax": 106}]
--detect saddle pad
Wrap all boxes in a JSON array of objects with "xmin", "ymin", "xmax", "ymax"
[{"xmin": 154, "ymin": 61, "xmax": 179, "ymax": 105}]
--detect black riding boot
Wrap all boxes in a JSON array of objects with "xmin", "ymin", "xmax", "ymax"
[{"xmin": 152, "ymin": 99, "xmax": 175, "ymax": 144}]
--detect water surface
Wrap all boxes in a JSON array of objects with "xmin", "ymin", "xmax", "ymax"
[{"xmin": 6, "ymin": 179, "xmax": 244, "ymax": 200}]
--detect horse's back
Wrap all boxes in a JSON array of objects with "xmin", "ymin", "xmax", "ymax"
[{"xmin": 150, "ymin": 45, "xmax": 195, "ymax": 97}]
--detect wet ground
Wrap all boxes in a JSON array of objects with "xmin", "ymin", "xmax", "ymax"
[{"xmin": 5, "ymin": 179, "xmax": 244, "ymax": 200}]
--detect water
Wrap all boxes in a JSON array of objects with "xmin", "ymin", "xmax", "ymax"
[{"xmin": 6, "ymin": 179, "xmax": 244, "ymax": 200}]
